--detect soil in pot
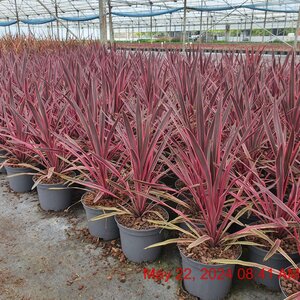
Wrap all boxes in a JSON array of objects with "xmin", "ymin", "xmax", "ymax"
[
  {"xmin": 279, "ymin": 265, "xmax": 300, "ymax": 298},
  {"xmin": 82, "ymin": 191, "xmax": 125, "ymax": 241},
  {"xmin": 247, "ymin": 234, "xmax": 300, "ymax": 291},
  {"xmin": 179, "ymin": 240, "xmax": 241, "ymax": 300},
  {"xmin": 115, "ymin": 206, "xmax": 168, "ymax": 263},
  {"xmin": 35, "ymin": 174, "xmax": 73, "ymax": 211},
  {"xmin": 5, "ymin": 162, "xmax": 34, "ymax": 193}
]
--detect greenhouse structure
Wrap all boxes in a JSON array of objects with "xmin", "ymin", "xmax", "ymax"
[
  {"xmin": 0, "ymin": 1, "xmax": 299, "ymax": 300},
  {"xmin": 0, "ymin": 0, "xmax": 299, "ymax": 45}
]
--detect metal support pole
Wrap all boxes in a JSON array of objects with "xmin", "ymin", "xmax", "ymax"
[
  {"xmin": 169, "ymin": 14, "xmax": 172, "ymax": 38},
  {"xmin": 99, "ymin": 0, "xmax": 107, "ymax": 43},
  {"xmin": 244, "ymin": 15, "xmax": 247, "ymax": 40},
  {"xmin": 55, "ymin": 0, "xmax": 59, "ymax": 40},
  {"xmin": 14, "ymin": 0, "xmax": 20, "ymax": 36},
  {"xmin": 284, "ymin": 14, "xmax": 287, "ymax": 36},
  {"xmin": 206, "ymin": 13, "xmax": 209, "ymax": 42},
  {"xmin": 131, "ymin": 21, "xmax": 134, "ymax": 42},
  {"xmin": 270, "ymin": 14, "xmax": 274, "ymax": 40},
  {"xmin": 199, "ymin": 0, "xmax": 203, "ymax": 43},
  {"xmin": 182, "ymin": 0, "xmax": 187, "ymax": 48},
  {"xmin": 150, "ymin": 1, "xmax": 153, "ymax": 43},
  {"xmin": 36, "ymin": 0, "xmax": 78, "ymax": 39},
  {"xmin": 249, "ymin": 9, "xmax": 254, "ymax": 42},
  {"xmin": 107, "ymin": 0, "xmax": 114, "ymax": 42},
  {"xmin": 165, "ymin": 21, "xmax": 168, "ymax": 37},
  {"xmin": 294, "ymin": 6, "xmax": 300, "ymax": 50},
  {"xmin": 262, "ymin": 0, "xmax": 269, "ymax": 42},
  {"xmin": 27, "ymin": 16, "xmax": 31, "ymax": 36},
  {"xmin": 51, "ymin": 21, "xmax": 54, "ymax": 38},
  {"xmin": 77, "ymin": 11, "xmax": 80, "ymax": 39},
  {"xmin": 210, "ymin": 14, "xmax": 213, "ymax": 41},
  {"xmin": 225, "ymin": 24, "xmax": 230, "ymax": 42},
  {"xmin": 66, "ymin": 21, "xmax": 69, "ymax": 40}
]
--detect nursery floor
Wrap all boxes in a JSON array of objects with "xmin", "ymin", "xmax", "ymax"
[{"xmin": 0, "ymin": 174, "xmax": 283, "ymax": 300}]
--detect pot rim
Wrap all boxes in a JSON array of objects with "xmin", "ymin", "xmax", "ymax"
[
  {"xmin": 248, "ymin": 243, "xmax": 300, "ymax": 257},
  {"xmin": 278, "ymin": 263, "xmax": 300, "ymax": 298},
  {"xmin": 179, "ymin": 244, "xmax": 242, "ymax": 267},
  {"xmin": 246, "ymin": 221, "xmax": 300, "ymax": 256},
  {"xmin": 114, "ymin": 206, "xmax": 169, "ymax": 233},
  {"xmin": 5, "ymin": 165, "xmax": 34, "ymax": 171},
  {"xmin": 33, "ymin": 171, "xmax": 75, "ymax": 186},
  {"xmin": 81, "ymin": 191, "xmax": 127, "ymax": 211}
]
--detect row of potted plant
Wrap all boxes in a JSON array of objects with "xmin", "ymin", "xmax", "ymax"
[{"xmin": 0, "ymin": 41, "xmax": 299, "ymax": 300}]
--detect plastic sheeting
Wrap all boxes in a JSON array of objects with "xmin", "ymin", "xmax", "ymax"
[
  {"xmin": 0, "ymin": 20, "xmax": 17, "ymax": 27},
  {"xmin": 22, "ymin": 18, "xmax": 55, "ymax": 25},
  {"xmin": 60, "ymin": 14, "xmax": 99, "ymax": 22},
  {"xmin": 112, "ymin": 4, "xmax": 299, "ymax": 17},
  {"xmin": 244, "ymin": 4, "xmax": 298, "ymax": 13},
  {"xmin": 0, "ymin": 2, "xmax": 299, "ymax": 27},
  {"xmin": 188, "ymin": 5, "xmax": 244, "ymax": 12},
  {"xmin": 112, "ymin": 7, "xmax": 182, "ymax": 17}
]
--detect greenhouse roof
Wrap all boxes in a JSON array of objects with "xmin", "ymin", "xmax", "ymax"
[{"xmin": 0, "ymin": 1, "xmax": 299, "ymax": 38}]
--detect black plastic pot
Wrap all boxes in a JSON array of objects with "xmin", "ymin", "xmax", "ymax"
[
  {"xmin": 180, "ymin": 248, "xmax": 240, "ymax": 300},
  {"xmin": 279, "ymin": 264, "xmax": 300, "ymax": 299},
  {"xmin": 5, "ymin": 165, "xmax": 34, "ymax": 192},
  {"xmin": 228, "ymin": 213, "xmax": 259, "ymax": 234},
  {"xmin": 115, "ymin": 209, "xmax": 168, "ymax": 263},
  {"xmin": 36, "ymin": 181, "xmax": 72, "ymax": 211},
  {"xmin": 82, "ymin": 195, "xmax": 119, "ymax": 241},
  {"xmin": 248, "ymin": 245, "xmax": 300, "ymax": 291},
  {"xmin": 164, "ymin": 200, "xmax": 178, "ymax": 221},
  {"xmin": 159, "ymin": 173, "xmax": 177, "ymax": 189}
]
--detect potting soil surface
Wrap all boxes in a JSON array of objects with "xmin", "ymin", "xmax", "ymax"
[{"xmin": 0, "ymin": 174, "xmax": 283, "ymax": 300}]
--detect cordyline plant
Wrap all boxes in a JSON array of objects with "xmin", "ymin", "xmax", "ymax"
[
  {"xmin": 281, "ymin": 53, "xmax": 300, "ymax": 136},
  {"xmin": 0, "ymin": 81, "xmax": 34, "ymax": 165},
  {"xmin": 62, "ymin": 48, "xmax": 133, "ymax": 116},
  {"xmin": 227, "ymin": 66, "xmax": 268, "ymax": 187},
  {"xmin": 99, "ymin": 49, "xmax": 133, "ymax": 114},
  {"xmin": 133, "ymin": 52, "xmax": 170, "ymax": 112},
  {"xmin": 260, "ymin": 103, "xmax": 299, "ymax": 218},
  {"xmin": 109, "ymin": 99, "xmax": 175, "ymax": 218},
  {"xmin": 9, "ymin": 82, "xmax": 75, "ymax": 185},
  {"xmin": 146, "ymin": 85, "xmax": 298, "ymax": 272},
  {"xmin": 166, "ymin": 50, "xmax": 218, "ymax": 125},
  {"xmin": 146, "ymin": 82, "xmax": 253, "ymax": 250},
  {"xmin": 215, "ymin": 181, "xmax": 300, "ymax": 279},
  {"xmin": 234, "ymin": 103, "xmax": 300, "ymax": 253},
  {"xmin": 58, "ymin": 77, "xmax": 128, "ymax": 202}
]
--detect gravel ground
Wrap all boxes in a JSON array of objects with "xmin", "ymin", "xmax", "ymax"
[{"xmin": 0, "ymin": 174, "xmax": 283, "ymax": 300}]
